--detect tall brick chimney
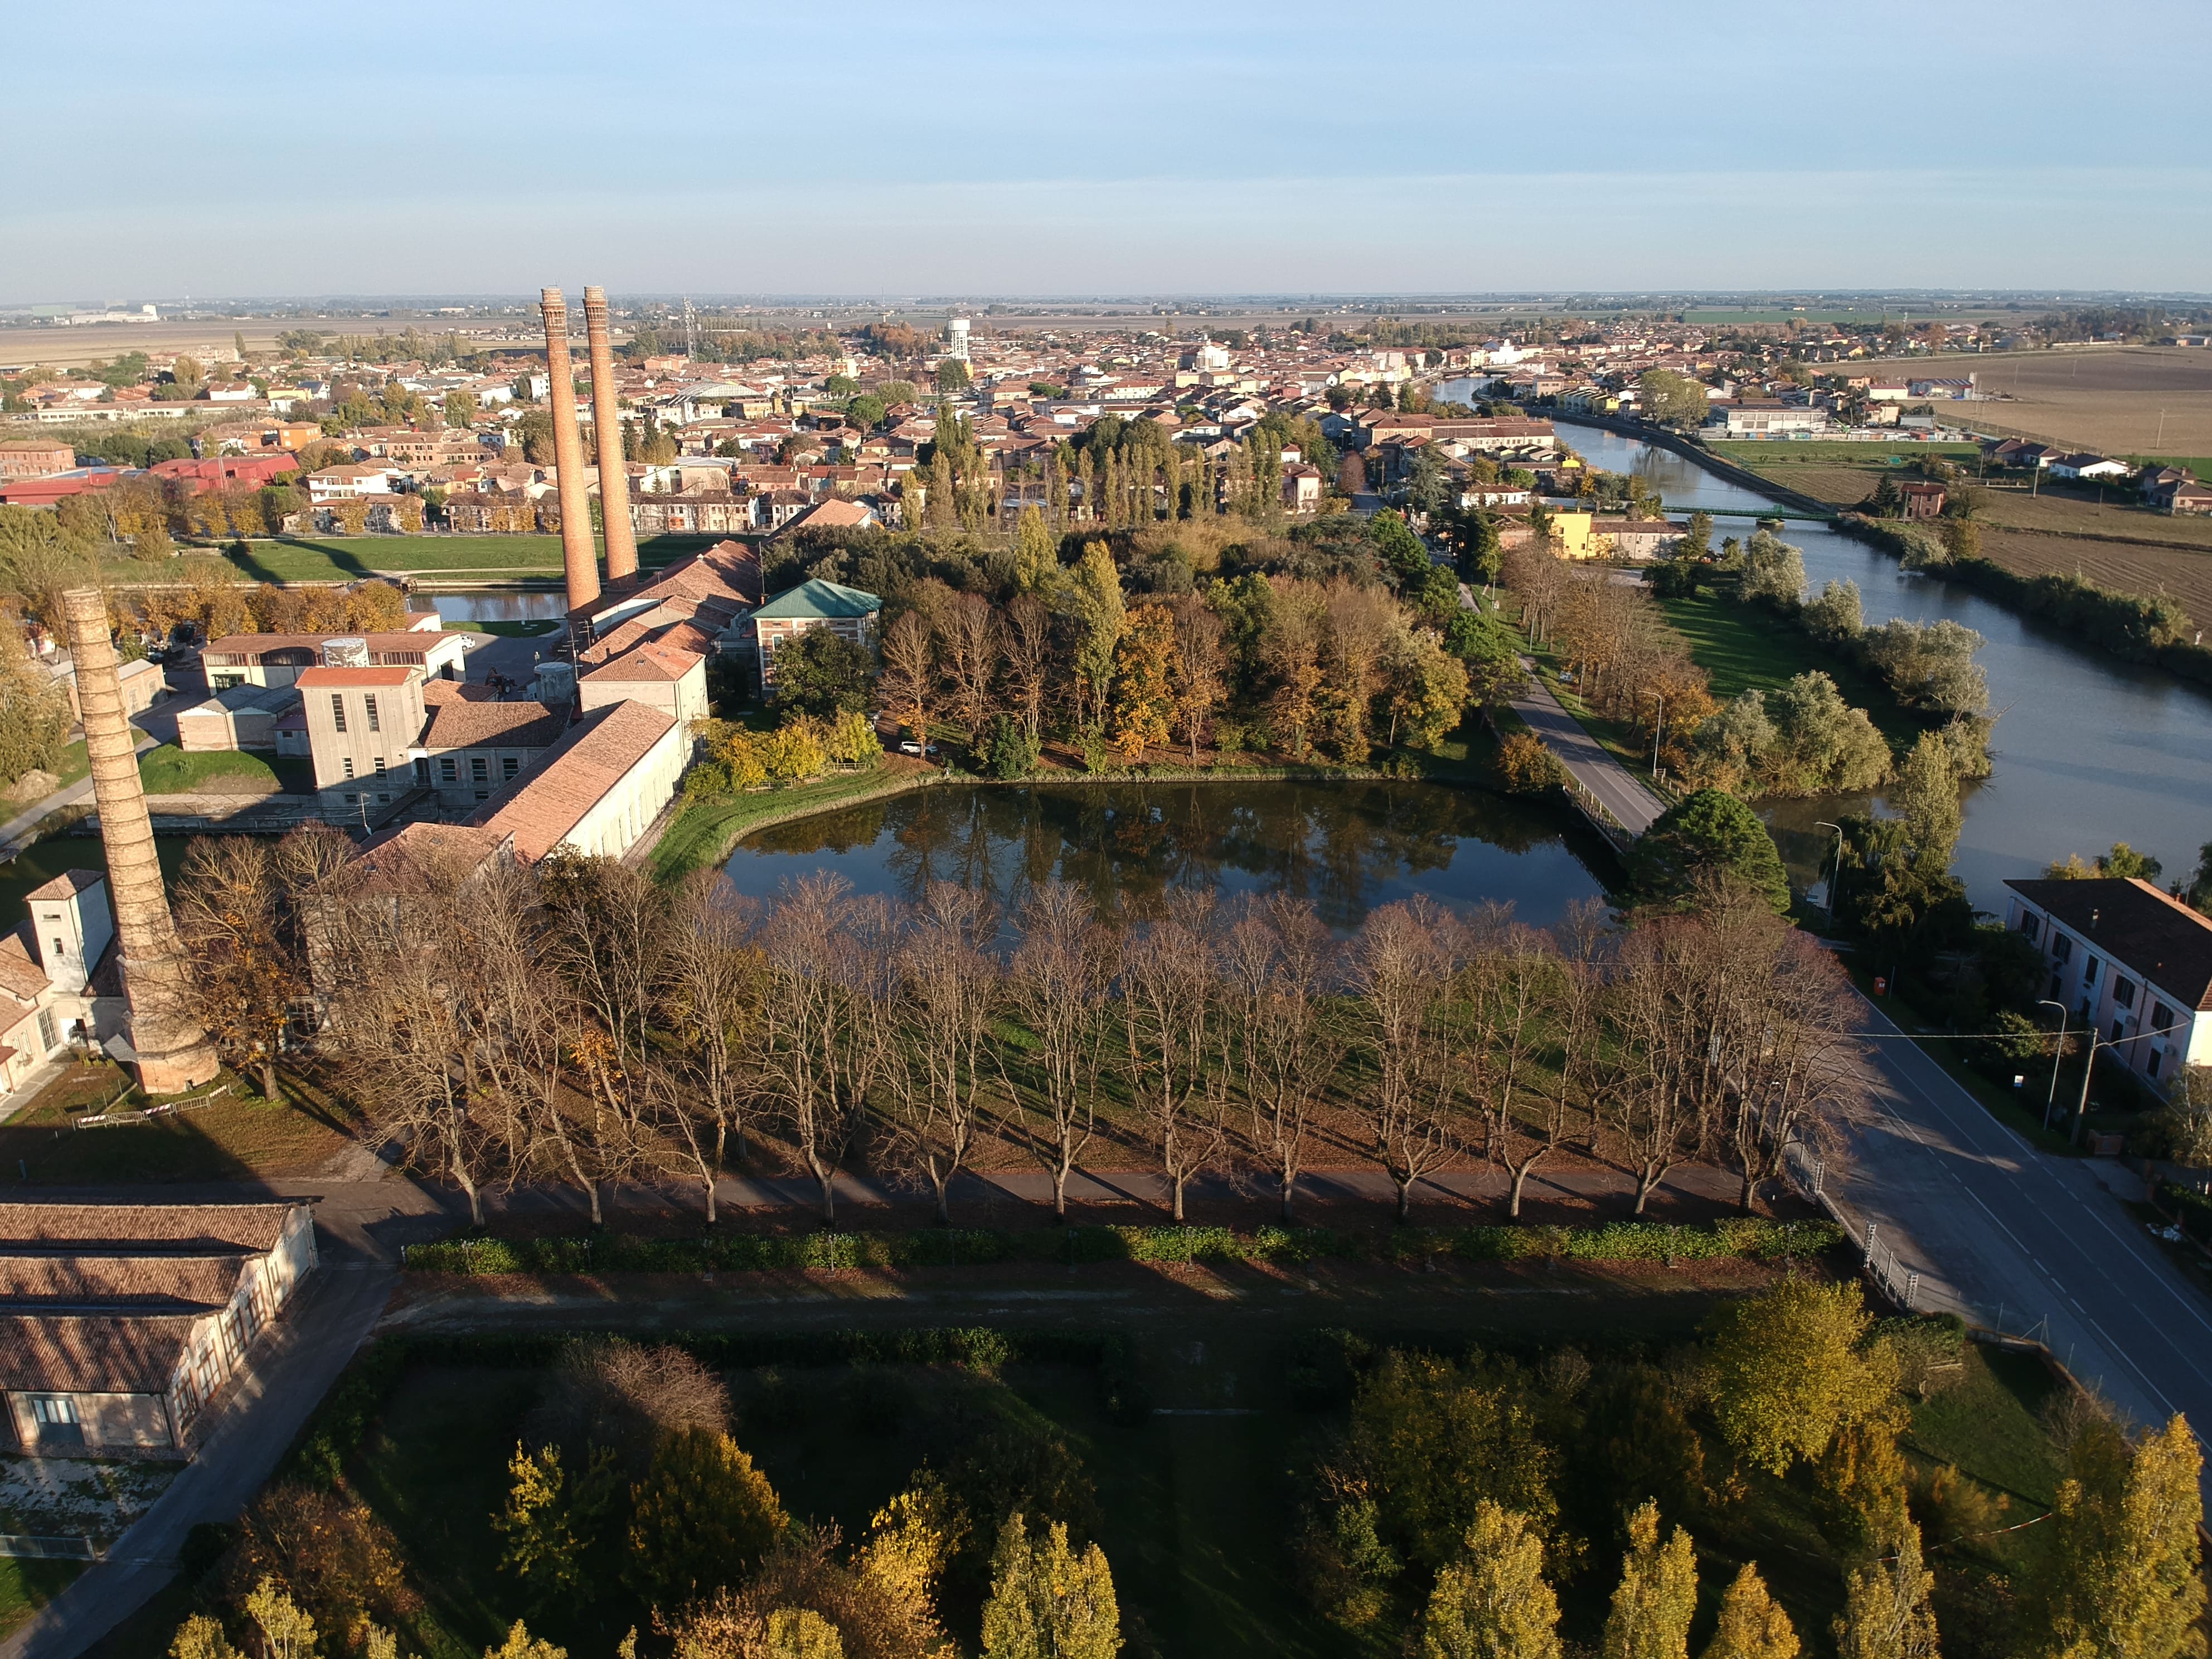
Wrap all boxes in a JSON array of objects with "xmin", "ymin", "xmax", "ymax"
[
  {"xmin": 540, "ymin": 288, "xmax": 600, "ymax": 613},
  {"xmin": 61, "ymin": 588, "xmax": 219, "ymax": 1095},
  {"xmin": 583, "ymin": 287, "xmax": 639, "ymax": 586}
]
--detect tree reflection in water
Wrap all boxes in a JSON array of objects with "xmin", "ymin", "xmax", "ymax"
[{"xmin": 725, "ymin": 781, "xmax": 1612, "ymax": 934}]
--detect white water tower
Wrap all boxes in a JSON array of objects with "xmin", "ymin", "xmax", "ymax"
[{"xmin": 946, "ymin": 317, "xmax": 971, "ymax": 361}]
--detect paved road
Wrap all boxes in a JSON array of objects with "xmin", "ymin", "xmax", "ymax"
[
  {"xmin": 0, "ymin": 1258, "xmax": 395, "ymax": 1659},
  {"xmin": 1503, "ymin": 666, "xmax": 1668, "ymax": 836},
  {"xmin": 0, "ymin": 736, "xmax": 159, "ymax": 861},
  {"xmin": 1827, "ymin": 988, "xmax": 2212, "ymax": 1448}
]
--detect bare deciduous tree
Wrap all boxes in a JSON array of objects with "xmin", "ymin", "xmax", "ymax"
[
  {"xmin": 1003, "ymin": 593, "xmax": 1053, "ymax": 743},
  {"xmin": 658, "ymin": 873, "xmax": 765, "ymax": 1220},
  {"xmin": 1000, "ymin": 881, "xmax": 1113, "ymax": 1220},
  {"xmin": 884, "ymin": 881, "xmax": 1001, "ymax": 1224},
  {"xmin": 1119, "ymin": 891, "xmax": 1224, "ymax": 1221},
  {"xmin": 1348, "ymin": 897, "xmax": 1468, "ymax": 1221},
  {"xmin": 1220, "ymin": 895, "xmax": 1339, "ymax": 1223}
]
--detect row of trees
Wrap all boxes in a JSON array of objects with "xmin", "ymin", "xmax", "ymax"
[{"xmin": 235, "ymin": 823, "xmax": 1868, "ymax": 1230}]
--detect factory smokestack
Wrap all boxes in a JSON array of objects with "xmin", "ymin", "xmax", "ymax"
[
  {"xmin": 61, "ymin": 588, "xmax": 219, "ymax": 1095},
  {"xmin": 583, "ymin": 287, "xmax": 639, "ymax": 586},
  {"xmin": 540, "ymin": 288, "xmax": 600, "ymax": 614}
]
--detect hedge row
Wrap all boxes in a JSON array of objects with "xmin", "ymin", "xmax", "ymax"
[
  {"xmin": 2160, "ymin": 1181, "xmax": 2212, "ymax": 1241},
  {"xmin": 403, "ymin": 1217, "xmax": 1843, "ymax": 1276}
]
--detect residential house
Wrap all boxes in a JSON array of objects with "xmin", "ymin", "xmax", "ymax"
[
  {"xmin": 1898, "ymin": 481, "xmax": 1948, "ymax": 521},
  {"xmin": 742, "ymin": 579, "xmax": 883, "ymax": 689},
  {"xmin": 2003, "ymin": 877, "xmax": 2212, "ymax": 1090}
]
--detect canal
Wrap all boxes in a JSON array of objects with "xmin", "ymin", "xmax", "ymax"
[{"xmin": 1555, "ymin": 420, "xmax": 2212, "ymax": 912}]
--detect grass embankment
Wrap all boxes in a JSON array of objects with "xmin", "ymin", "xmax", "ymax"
[
  {"xmin": 441, "ymin": 619, "xmax": 558, "ymax": 637},
  {"xmin": 1653, "ymin": 590, "xmax": 1928, "ymax": 751},
  {"xmin": 120, "ymin": 533, "xmax": 733, "ymax": 587},
  {"xmin": 649, "ymin": 764, "xmax": 940, "ymax": 882},
  {"xmin": 135, "ymin": 744, "xmax": 312, "ymax": 796},
  {"xmin": 0, "ymin": 1061, "xmax": 356, "ymax": 1181}
]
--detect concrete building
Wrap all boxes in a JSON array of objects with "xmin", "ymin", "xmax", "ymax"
[
  {"xmin": 0, "ymin": 872, "xmax": 117, "ymax": 1103},
  {"xmin": 172, "ymin": 685, "xmax": 298, "ymax": 753},
  {"xmin": 2003, "ymin": 877, "xmax": 2212, "ymax": 1090},
  {"xmin": 0, "ymin": 1202, "xmax": 317, "ymax": 1456},
  {"xmin": 296, "ymin": 664, "xmax": 428, "ymax": 818},
  {"xmin": 201, "ymin": 627, "xmax": 464, "ymax": 692},
  {"xmin": 419, "ymin": 682, "xmax": 567, "ymax": 807},
  {"xmin": 471, "ymin": 701, "xmax": 685, "ymax": 862},
  {"xmin": 578, "ymin": 643, "xmax": 707, "ymax": 731}
]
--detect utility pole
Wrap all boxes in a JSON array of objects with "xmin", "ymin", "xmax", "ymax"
[
  {"xmin": 1816, "ymin": 819, "xmax": 1845, "ymax": 917},
  {"xmin": 2038, "ymin": 998, "xmax": 2069, "ymax": 1132}
]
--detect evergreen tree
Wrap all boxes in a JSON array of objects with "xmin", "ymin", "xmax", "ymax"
[
  {"xmin": 1702, "ymin": 1565, "xmax": 1799, "ymax": 1659},
  {"xmin": 1071, "ymin": 541, "xmax": 1126, "ymax": 731},
  {"xmin": 1600, "ymin": 1500, "xmax": 1697, "ymax": 1659},
  {"xmin": 1834, "ymin": 1519, "xmax": 1939, "ymax": 1659},
  {"xmin": 2034, "ymin": 1413, "xmax": 2205, "ymax": 1659},
  {"xmin": 1014, "ymin": 506, "xmax": 1059, "ymax": 590},
  {"xmin": 1629, "ymin": 790, "xmax": 1791, "ymax": 916},
  {"xmin": 1421, "ymin": 1500, "xmax": 1563, "ymax": 1659},
  {"xmin": 981, "ymin": 1514, "xmax": 1122, "ymax": 1659}
]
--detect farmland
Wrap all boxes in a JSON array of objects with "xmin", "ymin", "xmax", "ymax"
[{"xmin": 1910, "ymin": 345, "xmax": 2212, "ymax": 456}]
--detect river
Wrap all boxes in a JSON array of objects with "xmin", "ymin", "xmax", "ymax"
[
  {"xmin": 722, "ymin": 779, "xmax": 1611, "ymax": 934},
  {"xmin": 425, "ymin": 590, "xmax": 569, "ymax": 624},
  {"xmin": 1547, "ymin": 420, "xmax": 2212, "ymax": 912}
]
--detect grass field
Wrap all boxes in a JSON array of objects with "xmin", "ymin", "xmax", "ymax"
[
  {"xmin": 0, "ymin": 1558, "xmax": 82, "ymax": 1641},
  {"xmin": 1707, "ymin": 440, "xmax": 1983, "ymax": 468},
  {"xmin": 135, "ymin": 744, "xmax": 313, "ymax": 797},
  {"xmin": 1654, "ymin": 591, "xmax": 1927, "ymax": 749},
  {"xmin": 204, "ymin": 533, "xmax": 727, "ymax": 586},
  {"xmin": 0, "ymin": 1061, "xmax": 354, "ymax": 1180}
]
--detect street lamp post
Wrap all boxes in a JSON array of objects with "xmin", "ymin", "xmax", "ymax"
[
  {"xmin": 1642, "ymin": 691, "xmax": 1664, "ymax": 782},
  {"xmin": 1815, "ymin": 820, "xmax": 1845, "ymax": 917},
  {"xmin": 2037, "ymin": 998, "xmax": 2069, "ymax": 1133}
]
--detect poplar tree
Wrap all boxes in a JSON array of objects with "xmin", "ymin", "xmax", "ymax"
[
  {"xmin": 981, "ymin": 1515, "xmax": 1122, "ymax": 1659},
  {"xmin": 1013, "ymin": 507, "xmax": 1059, "ymax": 591},
  {"xmin": 1602, "ymin": 1501, "xmax": 1697, "ymax": 1659},
  {"xmin": 1702, "ymin": 1564, "xmax": 1799, "ymax": 1659},
  {"xmin": 1421, "ymin": 1500, "xmax": 1563, "ymax": 1659},
  {"xmin": 1834, "ymin": 1519, "xmax": 1939, "ymax": 1659},
  {"xmin": 2033, "ymin": 1413, "xmax": 2205, "ymax": 1659}
]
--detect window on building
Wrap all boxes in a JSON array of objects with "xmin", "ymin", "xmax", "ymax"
[
  {"xmin": 37, "ymin": 1008, "xmax": 59, "ymax": 1052},
  {"xmin": 373, "ymin": 757, "xmax": 386, "ymax": 777},
  {"xmin": 2018, "ymin": 914, "xmax": 2039, "ymax": 942},
  {"xmin": 471, "ymin": 757, "xmax": 489, "ymax": 782},
  {"xmin": 365, "ymin": 694, "xmax": 380, "ymax": 734},
  {"xmin": 51, "ymin": 937, "xmax": 64, "ymax": 961},
  {"xmin": 502, "ymin": 756, "xmax": 520, "ymax": 779},
  {"xmin": 2155, "ymin": 1001, "xmax": 2176, "ymax": 1029},
  {"xmin": 474, "ymin": 790, "xmax": 489, "ymax": 801},
  {"xmin": 2112, "ymin": 1020, "xmax": 2127, "ymax": 1044},
  {"xmin": 2083, "ymin": 958, "xmax": 2099, "ymax": 986},
  {"xmin": 343, "ymin": 793, "xmax": 358, "ymax": 805},
  {"xmin": 2115, "ymin": 978, "xmax": 2137, "ymax": 1008},
  {"xmin": 439, "ymin": 758, "xmax": 458, "ymax": 783},
  {"xmin": 2150, "ymin": 1049, "xmax": 2165, "ymax": 1078},
  {"xmin": 342, "ymin": 758, "xmax": 355, "ymax": 779},
  {"xmin": 331, "ymin": 694, "xmax": 347, "ymax": 733},
  {"xmin": 2052, "ymin": 934, "xmax": 2072, "ymax": 963}
]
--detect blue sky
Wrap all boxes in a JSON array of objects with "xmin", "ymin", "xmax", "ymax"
[{"xmin": 11, "ymin": 0, "xmax": 2208, "ymax": 299}]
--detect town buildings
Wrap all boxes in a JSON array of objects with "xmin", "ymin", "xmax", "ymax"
[{"xmin": 2003, "ymin": 877, "xmax": 2212, "ymax": 1089}]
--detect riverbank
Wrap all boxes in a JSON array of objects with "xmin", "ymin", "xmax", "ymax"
[{"xmin": 1556, "ymin": 412, "xmax": 2212, "ymax": 686}]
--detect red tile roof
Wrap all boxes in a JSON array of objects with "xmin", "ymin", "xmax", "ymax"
[
  {"xmin": 295, "ymin": 666, "xmax": 416, "ymax": 688},
  {"xmin": 582, "ymin": 643, "xmax": 701, "ymax": 685},
  {"xmin": 25, "ymin": 870, "xmax": 103, "ymax": 904},
  {"xmin": 469, "ymin": 701, "xmax": 678, "ymax": 861}
]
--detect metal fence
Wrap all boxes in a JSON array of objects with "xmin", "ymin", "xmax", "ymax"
[
  {"xmin": 1781, "ymin": 1142, "xmax": 1919, "ymax": 1311},
  {"xmin": 0, "ymin": 1535, "xmax": 98, "ymax": 1561}
]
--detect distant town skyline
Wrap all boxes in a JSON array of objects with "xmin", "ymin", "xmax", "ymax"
[{"xmin": 13, "ymin": 0, "xmax": 2210, "ymax": 297}]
